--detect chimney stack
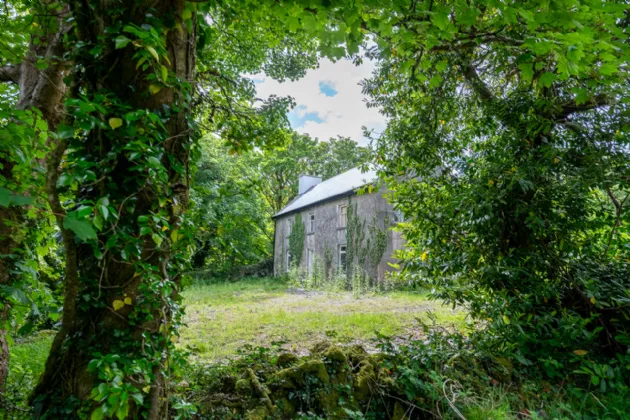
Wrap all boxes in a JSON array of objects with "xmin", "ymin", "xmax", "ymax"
[{"xmin": 298, "ymin": 175, "xmax": 322, "ymax": 195}]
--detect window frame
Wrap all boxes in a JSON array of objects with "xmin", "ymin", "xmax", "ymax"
[
  {"xmin": 286, "ymin": 218, "xmax": 293, "ymax": 237},
  {"xmin": 339, "ymin": 244, "xmax": 347, "ymax": 271},
  {"xmin": 309, "ymin": 212, "xmax": 315, "ymax": 233},
  {"xmin": 339, "ymin": 205, "xmax": 347, "ymax": 228}
]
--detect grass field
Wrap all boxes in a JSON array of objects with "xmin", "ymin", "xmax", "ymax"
[
  {"xmin": 179, "ymin": 277, "xmax": 465, "ymax": 361},
  {"xmin": 8, "ymin": 277, "xmax": 464, "ymax": 389}
]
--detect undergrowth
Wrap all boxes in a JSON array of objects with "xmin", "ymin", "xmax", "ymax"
[
  {"xmin": 176, "ymin": 318, "xmax": 630, "ymax": 419},
  {"xmin": 286, "ymin": 262, "xmax": 395, "ymax": 297}
]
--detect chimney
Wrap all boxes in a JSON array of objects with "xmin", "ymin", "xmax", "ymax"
[{"xmin": 298, "ymin": 175, "xmax": 322, "ymax": 195}]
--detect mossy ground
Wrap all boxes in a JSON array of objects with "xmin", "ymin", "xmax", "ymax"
[{"xmin": 179, "ymin": 277, "xmax": 466, "ymax": 361}]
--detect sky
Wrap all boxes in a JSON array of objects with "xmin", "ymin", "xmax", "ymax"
[{"xmin": 250, "ymin": 58, "xmax": 386, "ymax": 146}]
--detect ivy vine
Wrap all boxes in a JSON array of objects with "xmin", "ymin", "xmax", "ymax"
[{"xmin": 288, "ymin": 213, "xmax": 305, "ymax": 268}]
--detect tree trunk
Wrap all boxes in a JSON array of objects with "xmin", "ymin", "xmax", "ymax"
[
  {"xmin": 31, "ymin": 0, "xmax": 195, "ymax": 417},
  {"xmin": 0, "ymin": 4, "xmax": 68, "ymax": 390}
]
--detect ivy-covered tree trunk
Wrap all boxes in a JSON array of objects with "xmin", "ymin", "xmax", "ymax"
[
  {"xmin": 0, "ymin": 5, "xmax": 68, "ymax": 389},
  {"xmin": 30, "ymin": 1, "xmax": 196, "ymax": 417}
]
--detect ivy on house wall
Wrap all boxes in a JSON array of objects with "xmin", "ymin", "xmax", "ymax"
[
  {"xmin": 345, "ymin": 200, "xmax": 390, "ymax": 285},
  {"xmin": 345, "ymin": 202, "xmax": 365, "ymax": 284},
  {"xmin": 367, "ymin": 212, "xmax": 389, "ymax": 281},
  {"xmin": 288, "ymin": 213, "xmax": 305, "ymax": 268}
]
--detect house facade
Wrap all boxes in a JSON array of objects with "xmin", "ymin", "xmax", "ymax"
[{"xmin": 272, "ymin": 167, "xmax": 404, "ymax": 281}]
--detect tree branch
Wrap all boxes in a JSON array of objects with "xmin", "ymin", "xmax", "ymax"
[
  {"xmin": 0, "ymin": 64, "xmax": 20, "ymax": 83},
  {"xmin": 460, "ymin": 58, "xmax": 495, "ymax": 102},
  {"xmin": 603, "ymin": 188, "xmax": 629, "ymax": 257},
  {"xmin": 557, "ymin": 94, "xmax": 611, "ymax": 120}
]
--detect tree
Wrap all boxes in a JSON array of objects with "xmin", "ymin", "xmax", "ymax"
[
  {"xmin": 1, "ymin": 0, "xmax": 317, "ymax": 416},
  {"xmin": 249, "ymin": 132, "xmax": 371, "ymax": 215},
  {"xmin": 0, "ymin": 0, "xmax": 69, "ymax": 389},
  {"xmin": 189, "ymin": 136, "xmax": 273, "ymax": 275}
]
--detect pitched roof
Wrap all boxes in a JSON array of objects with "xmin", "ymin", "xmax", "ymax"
[{"xmin": 273, "ymin": 166, "xmax": 378, "ymax": 219}]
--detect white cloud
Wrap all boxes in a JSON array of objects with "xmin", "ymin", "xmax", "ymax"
[{"xmin": 249, "ymin": 57, "xmax": 386, "ymax": 146}]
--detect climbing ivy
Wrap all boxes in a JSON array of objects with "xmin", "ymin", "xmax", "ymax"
[
  {"xmin": 345, "ymin": 202, "xmax": 365, "ymax": 284},
  {"xmin": 366, "ymin": 213, "xmax": 389, "ymax": 282},
  {"xmin": 345, "ymin": 201, "xmax": 390, "ymax": 286},
  {"xmin": 288, "ymin": 213, "xmax": 306, "ymax": 268}
]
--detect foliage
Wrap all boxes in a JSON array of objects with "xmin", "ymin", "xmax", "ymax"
[
  {"xmin": 2, "ymin": 0, "xmax": 628, "ymax": 416},
  {"xmin": 288, "ymin": 213, "xmax": 306, "ymax": 268},
  {"xmin": 346, "ymin": 203, "xmax": 391, "ymax": 287},
  {"xmin": 0, "ymin": 103, "xmax": 62, "ymax": 360},
  {"xmin": 377, "ymin": 320, "xmax": 630, "ymax": 419},
  {"xmin": 178, "ymin": 322, "xmax": 630, "ymax": 419},
  {"xmin": 358, "ymin": 0, "xmax": 630, "ymax": 395},
  {"xmin": 248, "ymin": 133, "xmax": 371, "ymax": 215},
  {"xmin": 188, "ymin": 136, "xmax": 272, "ymax": 275},
  {"xmin": 1, "ymin": 331, "xmax": 54, "ymax": 417},
  {"xmin": 345, "ymin": 202, "xmax": 366, "ymax": 285}
]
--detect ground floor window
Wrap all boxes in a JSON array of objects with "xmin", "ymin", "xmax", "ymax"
[
  {"xmin": 286, "ymin": 251, "xmax": 291, "ymax": 270},
  {"xmin": 338, "ymin": 245, "xmax": 347, "ymax": 271}
]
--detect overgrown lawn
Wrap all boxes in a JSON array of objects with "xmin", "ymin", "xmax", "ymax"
[{"xmin": 180, "ymin": 277, "xmax": 465, "ymax": 361}]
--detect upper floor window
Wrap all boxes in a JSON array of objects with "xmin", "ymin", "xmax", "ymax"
[
  {"xmin": 309, "ymin": 213, "xmax": 315, "ymax": 233},
  {"xmin": 287, "ymin": 219, "xmax": 293, "ymax": 237},
  {"xmin": 339, "ymin": 205, "xmax": 347, "ymax": 228}
]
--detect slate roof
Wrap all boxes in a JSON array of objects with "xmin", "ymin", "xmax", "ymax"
[{"xmin": 273, "ymin": 166, "xmax": 378, "ymax": 219}]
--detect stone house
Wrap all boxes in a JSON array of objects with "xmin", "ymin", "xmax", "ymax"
[{"xmin": 272, "ymin": 167, "xmax": 404, "ymax": 281}]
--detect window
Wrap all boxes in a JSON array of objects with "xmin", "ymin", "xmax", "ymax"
[
  {"xmin": 393, "ymin": 210, "xmax": 404, "ymax": 223},
  {"xmin": 339, "ymin": 205, "xmax": 347, "ymax": 228},
  {"xmin": 309, "ymin": 213, "xmax": 315, "ymax": 233},
  {"xmin": 286, "ymin": 251, "xmax": 292, "ymax": 270},
  {"xmin": 287, "ymin": 219, "xmax": 293, "ymax": 237},
  {"xmin": 339, "ymin": 245, "xmax": 347, "ymax": 271}
]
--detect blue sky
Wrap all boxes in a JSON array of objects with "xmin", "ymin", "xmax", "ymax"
[
  {"xmin": 318, "ymin": 81, "xmax": 338, "ymax": 97},
  {"xmin": 249, "ymin": 58, "xmax": 386, "ymax": 145},
  {"xmin": 288, "ymin": 105, "xmax": 324, "ymax": 128}
]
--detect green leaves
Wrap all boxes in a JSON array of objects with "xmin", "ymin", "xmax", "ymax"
[
  {"xmin": 432, "ymin": 12, "xmax": 450, "ymax": 31},
  {"xmin": 0, "ymin": 188, "xmax": 34, "ymax": 207},
  {"xmin": 146, "ymin": 46, "xmax": 159, "ymax": 62},
  {"xmin": 518, "ymin": 62, "xmax": 534, "ymax": 83},
  {"xmin": 538, "ymin": 72, "xmax": 555, "ymax": 88},
  {"xmin": 108, "ymin": 118, "xmax": 123, "ymax": 129},
  {"xmin": 429, "ymin": 75, "xmax": 442, "ymax": 89},
  {"xmin": 0, "ymin": 285, "xmax": 29, "ymax": 305},
  {"xmin": 114, "ymin": 35, "xmax": 131, "ymax": 49},
  {"xmin": 353, "ymin": 0, "xmax": 630, "ymax": 385},
  {"xmin": 64, "ymin": 212, "xmax": 97, "ymax": 242}
]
